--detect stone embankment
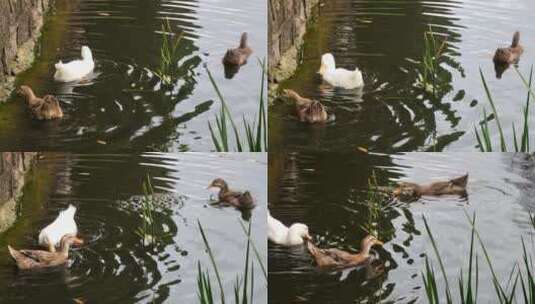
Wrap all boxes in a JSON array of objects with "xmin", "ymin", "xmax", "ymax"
[
  {"xmin": 0, "ymin": 0, "xmax": 51, "ymax": 101},
  {"xmin": 268, "ymin": 0, "xmax": 319, "ymax": 97},
  {"xmin": 0, "ymin": 153, "xmax": 37, "ymax": 233}
]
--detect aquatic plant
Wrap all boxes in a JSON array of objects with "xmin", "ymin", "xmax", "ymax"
[
  {"xmin": 197, "ymin": 219, "xmax": 266, "ymax": 304},
  {"xmin": 362, "ymin": 171, "xmax": 383, "ymax": 238},
  {"xmin": 154, "ymin": 18, "xmax": 184, "ymax": 86},
  {"xmin": 474, "ymin": 67, "xmax": 534, "ymax": 152},
  {"xmin": 421, "ymin": 212, "xmax": 535, "ymax": 303},
  {"xmin": 415, "ymin": 26, "xmax": 448, "ymax": 96},
  {"xmin": 207, "ymin": 60, "xmax": 267, "ymax": 152},
  {"xmin": 134, "ymin": 175, "xmax": 158, "ymax": 247}
]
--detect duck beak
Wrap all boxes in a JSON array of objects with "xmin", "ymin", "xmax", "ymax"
[
  {"xmin": 374, "ymin": 240, "xmax": 384, "ymax": 246},
  {"xmin": 73, "ymin": 237, "xmax": 84, "ymax": 246},
  {"xmin": 392, "ymin": 188, "xmax": 401, "ymax": 197}
]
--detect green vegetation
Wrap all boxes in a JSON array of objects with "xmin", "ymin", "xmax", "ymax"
[
  {"xmin": 361, "ymin": 171, "xmax": 383, "ymax": 238},
  {"xmin": 415, "ymin": 26, "xmax": 448, "ymax": 96},
  {"xmin": 154, "ymin": 18, "xmax": 184, "ymax": 86},
  {"xmin": 197, "ymin": 219, "xmax": 266, "ymax": 304},
  {"xmin": 134, "ymin": 175, "xmax": 159, "ymax": 247},
  {"xmin": 421, "ymin": 212, "xmax": 535, "ymax": 303},
  {"xmin": 207, "ymin": 60, "xmax": 267, "ymax": 152},
  {"xmin": 474, "ymin": 67, "xmax": 534, "ymax": 152}
]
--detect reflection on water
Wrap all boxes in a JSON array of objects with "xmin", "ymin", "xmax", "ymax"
[
  {"xmin": 0, "ymin": 0, "xmax": 266, "ymax": 152},
  {"xmin": 270, "ymin": 0, "xmax": 535, "ymax": 152},
  {"xmin": 0, "ymin": 153, "xmax": 267, "ymax": 303},
  {"xmin": 269, "ymin": 152, "xmax": 535, "ymax": 303}
]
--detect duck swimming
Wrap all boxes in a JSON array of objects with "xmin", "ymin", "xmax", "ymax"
[
  {"xmin": 393, "ymin": 174, "xmax": 468, "ymax": 201},
  {"xmin": 306, "ymin": 235, "xmax": 383, "ymax": 269},
  {"xmin": 18, "ymin": 85, "xmax": 63, "ymax": 120},
  {"xmin": 208, "ymin": 178, "xmax": 255, "ymax": 209},
  {"xmin": 38, "ymin": 205, "xmax": 82, "ymax": 252},
  {"xmin": 8, "ymin": 234, "xmax": 80, "ymax": 270},
  {"xmin": 268, "ymin": 212, "xmax": 311, "ymax": 246},
  {"xmin": 54, "ymin": 45, "xmax": 95, "ymax": 82},
  {"xmin": 318, "ymin": 53, "xmax": 364, "ymax": 89},
  {"xmin": 494, "ymin": 31, "xmax": 524, "ymax": 66},
  {"xmin": 282, "ymin": 89, "xmax": 329, "ymax": 123},
  {"xmin": 223, "ymin": 33, "xmax": 253, "ymax": 67}
]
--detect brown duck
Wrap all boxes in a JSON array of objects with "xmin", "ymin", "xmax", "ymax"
[
  {"xmin": 7, "ymin": 234, "xmax": 80, "ymax": 270},
  {"xmin": 493, "ymin": 31, "xmax": 524, "ymax": 65},
  {"xmin": 283, "ymin": 89, "xmax": 328, "ymax": 123},
  {"xmin": 222, "ymin": 32, "xmax": 253, "ymax": 66},
  {"xmin": 18, "ymin": 85, "xmax": 63, "ymax": 120},
  {"xmin": 393, "ymin": 174, "xmax": 468, "ymax": 200},
  {"xmin": 208, "ymin": 178, "xmax": 255, "ymax": 209},
  {"xmin": 306, "ymin": 235, "xmax": 384, "ymax": 269}
]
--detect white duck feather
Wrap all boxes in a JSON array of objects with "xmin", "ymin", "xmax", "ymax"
[
  {"xmin": 318, "ymin": 53, "xmax": 364, "ymax": 89},
  {"xmin": 38, "ymin": 204, "xmax": 78, "ymax": 249},
  {"xmin": 268, "ymin": 212, "xmax": 310, "ymax": 246},
  {"xmin": 54, "ymin": 46, "xmax": 95, "ymax": 82}
]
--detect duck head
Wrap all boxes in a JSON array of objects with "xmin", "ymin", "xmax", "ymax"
[
  {"xmin": 81, "ymin": 46, "xmax": 93, "ymax": 61},
  {"xmin": 360, "ymin": 235, "xmax": 384, "ymax": 256},
  {"xmin": 207, "ymin": 178, "xmax": 229, "ymax": 191},
  {"xmin": 59, "ymin": 233, "xmax": 84, "ymax": 255},
  {"xmin": 318, "ymin": 53, "xmax": 336, "ymax": 75},
  {"xmin": 17, "ymin": 85, "xmax": 35, "ymax": 99},
  {"xmin": 288, "ymin": 223, "xmax": 311, "ymax": 244}
]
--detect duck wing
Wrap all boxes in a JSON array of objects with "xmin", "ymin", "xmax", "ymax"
[
  {"xmin": 19, "ymin": 249, "xmax": 58, "ymax": 264},
  {"xmin": 8, "ymin": 246, "xmax": 58, "ymax": 269},
  {"xmin": 307, "ymin": 242, "xmax": 349, "ymax": 268}
]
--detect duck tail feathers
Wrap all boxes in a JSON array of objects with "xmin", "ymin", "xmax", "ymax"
[
  {"xmin": 451, "ymin": 174, "xmax": 468, "ymax": 187},
  {"xmin": 62, "ymin": 204, "xmax": 77, "ymax": 218},
  {"xmin": 239, "ymin": 32, "xmax": 248, "ymax": 49},
  {"xmin": 7, "ymin": 245, "xmax": 20, "ymax": 260},
  {"xmin": 511, "ymin": 31, "xmax": 520, "ymax": 48}
]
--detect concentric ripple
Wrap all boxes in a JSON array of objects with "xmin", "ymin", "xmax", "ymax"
[{"xmin": 0, "ymin": 153, "xmax": 267, "ymax": 303}]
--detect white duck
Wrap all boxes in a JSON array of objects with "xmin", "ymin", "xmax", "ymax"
[
  {"xmin": 38, "ymin": 204, "xmax": 81, "ymax": 252},
  {"xmin": 318, "ymin": 53, "xmax": 364, "ymax": 89},
  {"xmin": 268, "ymin": 212, "xmax": 311, "ymax": 246},
  {"xmin": 54, "ymin": 46, "xmax": 95, "ymax": 82}
]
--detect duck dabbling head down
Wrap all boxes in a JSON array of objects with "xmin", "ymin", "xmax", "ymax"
[
  {"xmin": 8, "ymin": 234, "xmax": 81, "ymax": 270},
  {"xmin": 208, "ymin": 178, "xmax": 255, "ymax": 209},
  {"xmin": 282, "ymin": 89, "xmax": 328, "ymax": 123},
  {"xmin": 306, "ymin": 235, "xmax": 384, "ymax": 269},
  {"xmin": 393, "ymin": 174, "xmax": 468, "ymax": 201},
  {"xmin": 222, "ymin": 32, "xmax": 253, "ymax": 66},
  {"xmin": 493, "ymin": 31, "xmax": 524, "ymax": 65},
  {"xmin": 18, "ymin": 85, "xmax": 64, "ymax": 120}
]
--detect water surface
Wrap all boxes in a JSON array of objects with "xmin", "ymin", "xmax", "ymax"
[
  {"xmin": 269, "ymin": 152, "xmax": 535, "ymax": 303},
  {"xmin": 0, "ymin": 0, "xmax": 266, "ymax": 152},
  {"xmin": 0, "ymin": 152, "xmax": 267, "ymax": 303},
  {"xmin": 270, "ymin": 0, "xmax": 535, "ymax": 152}
]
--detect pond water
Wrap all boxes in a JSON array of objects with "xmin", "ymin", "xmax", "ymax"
[
  {"xmin": 269, "ymin": 152, "xmax": 535, "ymax": 303},
  {"xmin": 0, "ymin": 0, "xmax": 266, "ymax": 152},
  {"xmin": 0, "ymin": 153, "xmax": 267, "ymax": 303},
  {"xmin": 270, "ymin": 0, "xmax": 535, "ymax": 152}
]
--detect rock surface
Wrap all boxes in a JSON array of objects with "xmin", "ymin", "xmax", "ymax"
[
  {"xmin": 0, "ymin": 152, "xmax": 36, "ymax": 233},
  {"xmin": 268, "ymin": 0, "xmax": 319, "ymax": 93},
  {"xmin": 0, "ymin": 0, "xmax": 50, "ymax": 101}
]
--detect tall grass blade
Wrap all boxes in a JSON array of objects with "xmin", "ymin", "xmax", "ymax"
[
  {"xmin": 198, "ymin": 220, "xmax": 226, "ymax": 304},
  {"xmin": 422, "ymin": 216, "xmax": 453, "ymax": 302}
]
